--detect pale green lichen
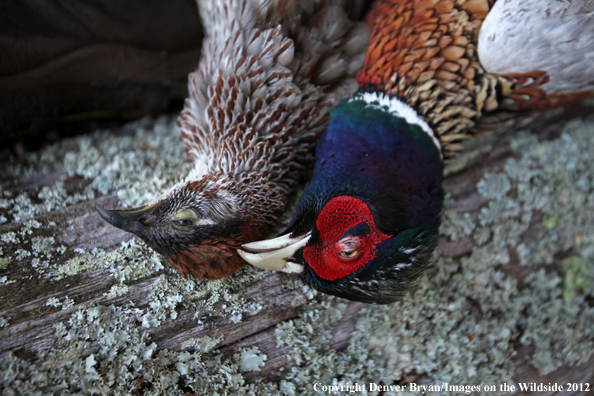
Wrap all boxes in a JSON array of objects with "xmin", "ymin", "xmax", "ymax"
[
  {"xmin": 61, "ymin": 297, "xmax": 75, "ymax": 310},
  {"xmin": 20, "ymin": 220, "xmax": 43, "ymax": 234},
  {"xmin": 147, "ymin": 275, "xmax": 185, "ymax": 323},
  {"xmin": 31, "ymin": 236, "xmax": 56, "ymax": 257},
  {"xmin": 518, "ymin": 269, "xmax": 594, "ymax": 375},
  {"xmin": 45, "ymin": 296, "xmax": 75, "ymax": 310},
  {"xmin": 1, "ymin": 232, "xmax": 19, "ymax": 244},
  {"xmin": 0, "ymin": 316, "xmax": 10, "ymax": 327},
  {"xmin": 2, "ymin": 186, "xmax": 94, "ymax": 223},
  {"xmin": 46, "ymin": 297, "xmax": 62, "ymax": 307},
  {"xmin": 0, "ymin": 222, "xmax": 63, "ymax": 275},
  {"xmin": 237, "ymin": 347, "xmax": 267, "ymax": 372},
  {"xmin": 60, "ymin": 116, "xmax": 192, "ymax": 207},
  {"xmin": 477, "ymin": 173, "xmax": 512, "ymax": 199},
  {"xmin": 559, "ymin": 255, "xmax": 591, "ymax": 299},
  {"xmin": 0, "ymin": 257, "xmax": 12, "ymax": 270},
  {"xmin": 140, "ymin": 266, "xmax": 265, "ymax": 329},
  {"xmin": 108, "ymin": 240, "xmax": 165, "ymax": 283},
  {"xmin": 49, "ymin": 248, "xmax": 103, "ymax": 278},
  {"xmin": 13, "ymin": 249, "xmax": 32, "ymax": 261},
  {"xmin": 180, "ymin": 335, "xmax": 222, "ymax": 353},
  {"xmin": 1, "ymin": 303, "xmax": 282, "ymax": 395},
  {"xmin": 49, "ymin": 240, "xmax": 163, "ymax": 281},
  {"xmin": 541, "ymin": 213, "xmax": 559, "ymax": 229},
  {"xmin": 0, "ymin": 116, "xmax": 190, "ymax": 224},
  {"xmin": 440, "ymin": 196, "xmax": 476, "ymax": 241},
  {"xmin": 302, "ymin": 284, "xmax": 318, "ymax": 300},
  {"xmin": 103, "ymin": 284, "xmax": 129, "ymax": 299}
]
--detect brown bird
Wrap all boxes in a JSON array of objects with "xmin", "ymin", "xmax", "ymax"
[{"xmin": 96, "ymin": 0, "xmax": 370, "ymax": 280}]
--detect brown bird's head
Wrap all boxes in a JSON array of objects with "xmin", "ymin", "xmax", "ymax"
[{"xmin": 97, "ymin": 173, "xmax": 284, "ymax": 280}]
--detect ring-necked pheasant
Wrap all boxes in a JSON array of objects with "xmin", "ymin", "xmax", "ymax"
[
  {"xmin": 239, "ymin": 0, "xmax": 594, "ymax": 303},
  {"xmin": 96, "ymin": 0, "xmax": 370, "ymax": 280}
]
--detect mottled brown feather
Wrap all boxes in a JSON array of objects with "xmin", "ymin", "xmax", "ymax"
[{"xmin": 356, "ymin": 0, "xmax": 593, "ymax": 157}]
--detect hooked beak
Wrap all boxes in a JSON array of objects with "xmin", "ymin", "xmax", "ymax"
[
  {"xmin": 95, "ymin": 204, "xmax": 156, "ymax": 236},
  {"xmin": 237, "ymin": 232, "xmax": 311, "ymax": 274}
]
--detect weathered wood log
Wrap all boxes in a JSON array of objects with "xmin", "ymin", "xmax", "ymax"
[{"xmin": 1, "ymin": 104, "xmax": 594, "ymax": 394}]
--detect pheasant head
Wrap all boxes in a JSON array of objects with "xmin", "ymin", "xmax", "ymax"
[{"xmin": 239, "ymin": 93, "xmax": 444, "ymax": 302}]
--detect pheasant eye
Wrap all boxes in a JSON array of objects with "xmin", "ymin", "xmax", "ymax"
[
  {"xmin": 171, "ymin": 208, "xmax": 198, "ymax": 229},
  {"xmin": 336, "ymin": 235, "xmax": 362, "ymax": 259},
  {"xmin": 338, "ymin": 250, "xmax": 359, "ymax": 259}
]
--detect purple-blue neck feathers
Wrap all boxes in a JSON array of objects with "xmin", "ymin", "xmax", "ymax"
[{"xmin": 288, "ymin": 92, "xmax": 444, "ymax": 237}]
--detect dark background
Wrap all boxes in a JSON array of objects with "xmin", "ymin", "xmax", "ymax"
[{"xmin": 0, "ymin": 0, "xmax": 203, "ymax": 151}]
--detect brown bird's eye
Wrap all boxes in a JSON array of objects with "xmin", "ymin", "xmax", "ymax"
[
  {"xmin": 174, "ymin": 219, "xmax": 194, "ymax": 227},
  {"xmin": 171, "ymin": 208, "xmax": 198, "ymax": 229}
]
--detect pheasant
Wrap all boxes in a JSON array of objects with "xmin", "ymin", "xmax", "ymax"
[
  {"xmin": 239, "ymin": 0, "xmax": 594, "ymax": 303},
  {"xmin": 96, "ymin": 0, "xmax": 370, "ymax": 280}
]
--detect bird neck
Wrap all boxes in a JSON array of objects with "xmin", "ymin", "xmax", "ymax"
[
  {"xmin": 292, "ymin": 91, "xmax": 444, "ymax": 234},
  {"xmin": 347, "ymin": 91, "xmax": 442, "ymax": 154}
]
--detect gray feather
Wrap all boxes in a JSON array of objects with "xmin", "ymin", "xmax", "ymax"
[{"xmin": 478, "ymin": 0, "xmax": 594, "ymax": 94}]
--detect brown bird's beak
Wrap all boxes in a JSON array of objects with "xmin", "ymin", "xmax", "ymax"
[{"xmin": 95, "ymin": 204, "xmax": 156, "ymax": 237}]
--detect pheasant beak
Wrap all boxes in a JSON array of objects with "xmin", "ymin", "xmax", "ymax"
[
  {"xmin": 237, "ymin": 232, "xmax": 311, "ymax": 274},
  {"xmin": 95, "ymin": 204, "xmax": 157, "ymax": 237}
]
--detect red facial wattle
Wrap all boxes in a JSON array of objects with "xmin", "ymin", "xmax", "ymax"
[{"xmin": 303, "ymin": 196, "xmax": 391, "ymax": 281}]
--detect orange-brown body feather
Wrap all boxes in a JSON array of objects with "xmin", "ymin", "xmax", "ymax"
[{"xmin": 356, "ymin": 0, "xmax": 594, "ymax": 156}]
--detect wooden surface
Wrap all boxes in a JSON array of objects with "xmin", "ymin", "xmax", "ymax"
[{"xmin": 1, "ymin": 105, "xmax": 594, "ymax": 394}]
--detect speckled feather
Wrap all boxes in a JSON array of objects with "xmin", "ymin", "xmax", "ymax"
[{"xmin": 180, "ymin": 0, "xmax": 371, "ymax": 180}]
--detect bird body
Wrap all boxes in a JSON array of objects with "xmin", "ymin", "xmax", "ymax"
[
  {"xmin": 239, "ymin": 0, "xmax": 594, "ymax": 303},
  {"xmin": 97, "ymin": 0, "xmax": 370, "ymax": 280}
]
